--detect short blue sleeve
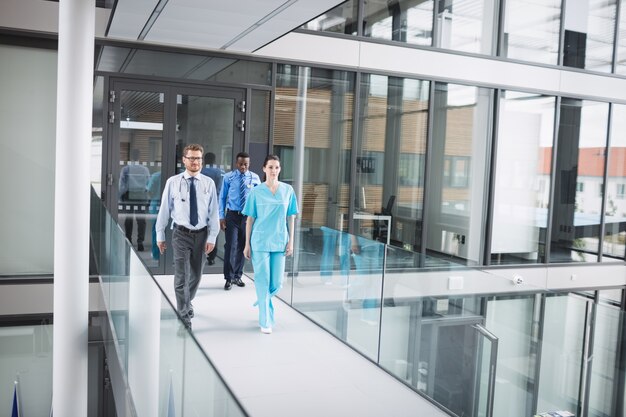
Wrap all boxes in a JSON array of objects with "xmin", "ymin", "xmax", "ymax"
[{"xmin": 287, "ymin": 186, "xmax": 299, "ymax": 216}]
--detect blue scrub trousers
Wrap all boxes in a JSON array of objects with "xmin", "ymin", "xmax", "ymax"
[{"xmin": 252, "ymin": 251, "xmax": 285, "ymax": 328}]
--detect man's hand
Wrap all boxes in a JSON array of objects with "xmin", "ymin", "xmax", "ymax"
[
  {"xmin": 157, "ymin": 241, "xmax": 167, "ymax": 254},
  {"xmin": 220, "ymin": 219, "xmax": 226, "ymax": 231},
  {"xmin": 205, "ymin": 242, "xmax": 215, "ymax": 254}
]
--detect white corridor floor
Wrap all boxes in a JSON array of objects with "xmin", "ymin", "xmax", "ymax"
[{"xmin": 154, "ymin": 273, "xmax": 449, "ymax": 417}]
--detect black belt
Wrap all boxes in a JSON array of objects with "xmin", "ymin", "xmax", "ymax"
[
  {"xmin": 228, "ymin": 210, "xmax": 246, "ymax": 216},
  {"xmin": 174, "ymin": 224, "xmax": 207, "ymax": 234}
]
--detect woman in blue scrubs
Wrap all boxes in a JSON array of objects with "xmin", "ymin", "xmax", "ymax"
[{"xmin": 243, "ymin": 155, "xmax": 298, "ymax": 334}]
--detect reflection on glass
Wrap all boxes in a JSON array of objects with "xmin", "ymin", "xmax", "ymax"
[
  {"xmin": 562, "ymin": 0, "xmax": 617, "ymax": 72},
  {"xmin": 501, "ymin": 0, "xmax": 561, "ymax": 65},
  {"xmin": 274, "ymin": 66, "xmax": 354, "ymax": 231},
  {"xmin": 434, "ymin": 0, "xmax": 498, "ymax": 55},
  {"xmin": 117, "ymin": 90, "xmax": 163, "ymax": 267},
  {"xmin": 426, "ymin": 83, "xmax": 493, "ymax": 265},
  {"xmin": 288, "ymin": 228, "xmax": 384, "ymax": 362},
  {"xmin": 356, "ymin": 75, "xmax": 430, "ymax": 251},
  {"xmin": 491, "ymin": 92, "xmax": 555, "ymax": 264},
  {"xmin": 603, "ymin": 104, "xmax": 626, "ymax": 260},
  {"xmin": 550, "ymin": 99, "xmax": 609, "ymax": 263},
  {"xmin": 301, "ymin": 0, "xmax": 358, "ymax": 35},
  {"xmin": 363, "ymin": 0, "xmax": 434, "ymax": 46}
]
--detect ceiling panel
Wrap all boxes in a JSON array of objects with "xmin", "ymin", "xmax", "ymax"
[
  {"xmin": 107, "ymin": 0, "xmax": 159, "ymax": 39},
  {"xmin": 106, "ymin": 0, "xmax": 345, "ymax": 53}
]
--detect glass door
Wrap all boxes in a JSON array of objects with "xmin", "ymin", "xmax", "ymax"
[
  {"xmin": 172, "ymin": 87, "xmax": 245, "ymax": 275},
  {"xmin": 106, "ymin": 80, "xmax": 245, "ymax": 275}
]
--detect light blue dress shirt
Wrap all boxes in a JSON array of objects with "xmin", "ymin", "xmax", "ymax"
[
  {"xmin": 155, "ymin": 172, "xmax": 220, "ymax": 244},
  {"xmin": 219, "ymin": 169, "xmax": 261, "ymax": 218},
  {"xmin": 242, "ymin": 182, "xmax": 299, "ymax": 252}
]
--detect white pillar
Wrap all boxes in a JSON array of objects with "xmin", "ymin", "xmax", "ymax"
[{"xmin": 53, "ymin": 0, "xmax": 95, "ymax": 416}]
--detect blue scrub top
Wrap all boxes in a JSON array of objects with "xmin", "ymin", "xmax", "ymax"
[{"xmin": 242, "ymin": 182, "xmax": 299, "ymax": 252}]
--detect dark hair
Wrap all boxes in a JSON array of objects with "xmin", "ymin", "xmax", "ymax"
[
  {"xmin": 204, "ymin": 152, "xmax": 216, "ymax": 165},
  {"xmin": 236, "ymin": 152, "xmax": 250, "ymax": 160},
  {"xmin": 263, "ymin": 154, "xmax": 280, "ymax": 167}
]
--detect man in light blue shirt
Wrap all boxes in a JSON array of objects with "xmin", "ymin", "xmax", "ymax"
[
  {"xmin": 219, "ymin": 152, "xmax": 261, "ymax": 290},
  {"xmin": 119, "ymin": 148, "xmax": 150, "ymax": 251},
  {"xmin": 156, "ymin": 144, "xmax": 220, "ymax": 330}
]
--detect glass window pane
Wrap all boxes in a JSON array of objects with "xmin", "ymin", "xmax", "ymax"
[
  {"xmin": 502, "ymin": 0, "xmax": 561, "ymax": 65},
  {"xmin": 491, "ymin": 92, "xmax": 555, "ymax": 264},
  {"xmin": 426, "ymin": 83, "xmax": 493, "ymax": 265},
  {"xmin": 434, "ymin": 0, "xmax": 499, "ymax": 55},
  {"xmin": 356, "ymin": 74, "xmax": 430, "ymax": 251},
  {"xmin": 562, "ymin": 0, "xmax": 617, "ymax": 72},
  {"xmin": 92, "ymin": 76, "xmax": 105, "ymax": 197},
  {"xmin": 250, "ymin": 90, "xmax": 270, "ymax": 144},
  {"xmin": 301, "ymin": 0, "xmax": 358, "ymax": 35},
  {"xmin": 616, "ymin": 1, "xmax": 626, "ymax": 75},
  {"xmin": 274, "ymin": 66, "xmax": 355, "ymax": 233},
  {"xmin": 117, "ymin": 90, "xmax": 164, "ymax": 263},
  {"xmin": 603, "ymin": 103, "xmax": 626, "ymax": 260},
  {"xmin": 363, "ymin": 0, "xmax": 434, "ymax": 46},
  {"xmin": 550, "ymin": 99, "xmax": 609, "ymax": 263}
]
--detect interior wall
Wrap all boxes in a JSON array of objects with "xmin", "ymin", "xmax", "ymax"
[{"xmin": 0, "ymin": 44, "xmax": 57, "ymax": 275}]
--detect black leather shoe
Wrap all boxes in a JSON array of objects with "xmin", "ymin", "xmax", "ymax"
[
  {"xmin": 224, "ymin": 280, "xmax": 232, "ymax": 290},
  {"xmin": 207, "ymin": 259, "xmax": 215, "ymax": 265},
  {"xmin": 233, "ymin": 278, "xmax": 245, "ymax": 287},
  {"xmin": 137, "ymin": 243, "xmax": 144, "ymax": 251}
]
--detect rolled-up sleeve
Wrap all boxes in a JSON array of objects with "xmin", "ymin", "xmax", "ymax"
[
  {"xmin": 206, "ymin": 180, "xmax": 220, "ymax": 244},
  {"xmin": 155, "ymin": 177, "xmax": 173, "ymax": 242}
]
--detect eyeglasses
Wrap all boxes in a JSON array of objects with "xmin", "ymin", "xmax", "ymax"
[{"xmin": 184, "ymin": 156, "xmax": 202, "ymax": 162}]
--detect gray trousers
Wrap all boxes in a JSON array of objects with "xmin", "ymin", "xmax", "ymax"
[{"xmin": 172, "ymin": 228, "xmax": 207, "ymax": 324}]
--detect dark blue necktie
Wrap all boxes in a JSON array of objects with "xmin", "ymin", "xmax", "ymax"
[
  {"xmin": 189, "ymin": 177, "xmax": 198, "ymax": 226},
  {"xmin": 240, "ymin": 172, "xmax": 247, "ymax": 208}
]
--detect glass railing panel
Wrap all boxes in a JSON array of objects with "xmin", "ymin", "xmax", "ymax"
[
  {"xmin": 380, "ymin": 244, "xmax": 490, "ymax": 416},
  {"xmin": 536, "ymin": 294, "xmax": 586, "ymax": 416},
  {"xmin": 587, "ymin": 303, "xmax": 621, "ymax": 417},
  {"xmin": 91, "ymin": 188, "xmax": 247, "ymax": 417},
  {"xmin": 484, "ymin": 293, "xmax": 538, "ymax": 417},
  {"xmin": 283, "ymin": 224, "xmax": 626, "ymax": 417},
  {"xmin": 475, "ymin": 326, "xmax": 495, "ymax": 417},
  {"xmin": 287, "ymin": 227, "xmax": 384, "ymax": 362},
  {"xmin": 182, "ymin": 334, "xmax": 247, "ymax": 417}
]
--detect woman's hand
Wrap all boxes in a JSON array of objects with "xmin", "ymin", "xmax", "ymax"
[
  {"xmin": 285, "ymin": 242, "xmax": 294, "ymax": 257},
  {"xmin": 243, "ymin": 244, "xmax": 251, "ymax": 260}
]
